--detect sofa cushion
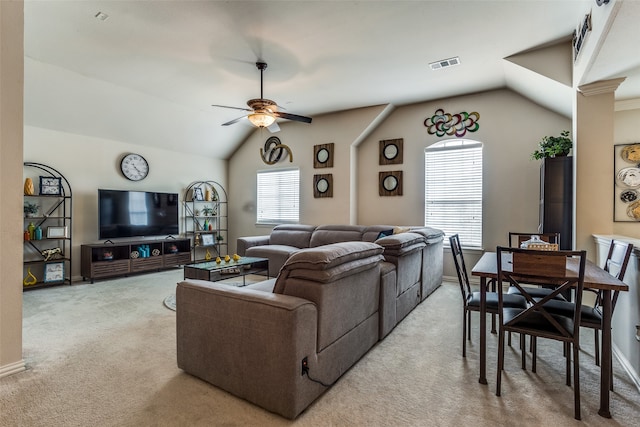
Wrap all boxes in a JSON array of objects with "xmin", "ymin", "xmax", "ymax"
[
  {"xmin": 245, "ymin": 244, "xmax": 300, "ymax": 277},
  {"xmin": 273, "ymin": 241, "xmax": 384, "ymax": 293},
  {"xmin": 269, "ymin": 224, "xmax": 316, "ymax": 248},
  {"xmin": 376, "ymin": 232, "xmax": 425, "ymax": 255},
  {"xmin": 309, "ymin": 225, "xmax": 365, "ymax": 247},
  {"xmin": 408, "ymin": 226, "xmax": 446, "ymax": 243}
]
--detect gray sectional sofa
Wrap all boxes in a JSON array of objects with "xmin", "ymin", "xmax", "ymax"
[{"xmin": 176, "ymin": 224, "xmax": 444, "ymax": 419}]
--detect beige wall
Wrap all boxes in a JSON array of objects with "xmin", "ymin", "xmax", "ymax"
[
  {"xmin": 228, "ymin": 88, "xmax": 571, "ymax": 260},
  {"xmin": 23, "ymin": 126, "xmax": 227, "ymax": 281},
  {"xmin": 0, "ymin": 0, "xmax": 25, "ymax": 377}
]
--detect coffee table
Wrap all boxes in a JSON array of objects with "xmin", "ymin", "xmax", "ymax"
[{"xmin": 183, "ymin": 256, "xmax": 269, "ymax": 286}]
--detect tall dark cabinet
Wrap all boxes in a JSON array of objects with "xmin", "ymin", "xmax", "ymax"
[{"xmin": 539, "ymin": 156, "xmax": 573, "ymax": 250}]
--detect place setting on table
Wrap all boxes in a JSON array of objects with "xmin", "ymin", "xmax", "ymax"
[{"xmin": 453, "ymin": 233, "xmax": 632, "ymax": 420}]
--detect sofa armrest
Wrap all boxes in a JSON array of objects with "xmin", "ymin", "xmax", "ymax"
[
  {"xmin": 236, "ymin": 235, "xmax": 270, "ymax": 256},
  {"xmin": 176, "ymin": 279, "xmax": 323, "ymax": 419}
]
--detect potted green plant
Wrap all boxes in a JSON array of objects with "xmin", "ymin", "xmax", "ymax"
[
  {"xmin": 530, "ymin": 130, "xmax": 573, "ymax": 160},
  {"xmin": 24, "ymin": 201, "xmax": 39, "ymax": 217}
]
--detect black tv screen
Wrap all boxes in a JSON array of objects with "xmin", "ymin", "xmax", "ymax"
[{"xmin": 98, "ymin": 189, "xmax": 179, "ymax": 239}]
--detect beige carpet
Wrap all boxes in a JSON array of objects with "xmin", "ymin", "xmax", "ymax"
[{"xmin": 1, "ymin": 268, "xmax": 638, "ymax": 426}]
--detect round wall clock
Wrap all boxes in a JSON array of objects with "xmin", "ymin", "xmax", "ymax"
[{"xmin": 120, "ymin": 153, "xmax": 149, "ymax": 181}]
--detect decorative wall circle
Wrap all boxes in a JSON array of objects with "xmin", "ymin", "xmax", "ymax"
[
  {"xmin": 316, "ymin": 178, "xmax": 329, "ymax": 193},
  {"xmin": 382, "ymin": 175, "xmax": 398, "ymax": 191},
  {"xmin": 316, "ymin": 148, "xmax": 330, "ymax": 164},
  {"xmin": 383, "ymin": 144, "xmax": 399, "ymax": 160}
]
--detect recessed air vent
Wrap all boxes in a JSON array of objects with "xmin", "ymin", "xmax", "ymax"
[{"xmin": 429, "ymin": 57, "xmax": 460, "ymax": 71}]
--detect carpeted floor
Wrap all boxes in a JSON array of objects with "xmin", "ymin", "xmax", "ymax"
[{"xmin": 1, "ymin": 268, "xmax": 638, "ymax": 426}]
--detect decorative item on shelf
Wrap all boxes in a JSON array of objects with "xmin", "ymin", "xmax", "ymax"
[
  {"xmin": 203, "ymin": 219, "xmax": 209, "ymax": 230},
  {"xmin": 23, "ymin": 230, "xmax": 30, "ymax": 241},
  {"xmin": 205, "ymin": 189, "xmax": 213, "ymax": 201},
  {"xmin": 194, "ymin": 209, "xmax": 200, "ymax": 216},
  {"xmin": 314, "ymin": 143, "xmax": 334, "ymax": 168},
  {"xmin": 216, "ymin": 234, "xmax": 224, "ymax": 242},
  {"xmin": 23, "ymin": 268, "xmax": 37, "ymax": 286},
  {"xmin": 168, "ymin": 244, "xmax": 178, "ymax": 253},
  {"xmin": 233, "ymin": 253, "xmax": 241, "ymax": 261},
  {"xmin": 27, "ymin": 222, "xmax": 36, "ymax": 240},
  {"xmin": 34, "ymin": 226, "xmax": 43, "ymax": 241},
  {"xmin": 24, "ymin": 202, "xmax": 39, "ymax": 218},
  {"xmin": 102, "ymin": 250, "xmax": 114, "ymax": 260},
  {"xmin": 41, "ymin": 247, "xmax": 62, "ymax": 261},
  {"xmin": 137, "ymin": 244, "xmax": 151, "ymax": 258},
  {"xmin": 44, "ymin": 261, "xmax": 65, "ymax": 283},
  {"xmin": 205, "ymin": 249, "xmax": 212, "ymax": 261},
  {"xmin": 24, "ymin": 178, "xmax": 35, "ymax": 195},
  {"xmin": 193, "ymin": 187, "xmax": 204, "ymax": 201},
  {"xmin": 152, "ymin": 248, "xmax": 161, "ymax": 256},
  {"xmin": 202, "ymin": 205, "xmax": 214, "ymax": 216},
  {"xmin": 46, "ymin": 226, "xmax": 68, "ymax": 239},
  {"xmin": 379, "ymin": 138, "xmax": 403, "ymax": 165},
  {"xmin": 208, "ymin": 223, "xmax": 213, "ymax": 231},
  {"xmin": 313, "ymin": 174, "xmax": 333, "ymax": 198},
  {"xmin": 224, "ymin": 254, "xmax": 231, "ymax": 263},
  {"xmin": 379, "ymin": 171, "xmax": 403, "ymax": 196},
  {"xmin": 130, "ymin": 250, "xmax": 140, "ymax": 259},
  {"xmin": 39, "ymin": 176, "xmax": 62, "ymax": 195},
  {"xmin": 215, "ymin": 256, "xmax": 221, "ymax": 264},
  {"xmin": 530, "ymin": 131, "xmax": 572, "ymax": 160},
  {"xmin": 194, "ymin": 234, "xmax": 201, "ymax": 246},
  {"xmin": 201, "ymin": 234, "xmax": 214, "ymax": 246},
  {"xmin": 424, "ymin": 108, "xmax": 480, "ymax": 137}
]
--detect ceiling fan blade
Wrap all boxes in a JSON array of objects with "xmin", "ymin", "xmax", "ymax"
[
  {"xmin": 274, "ymin": 111, "xmax": 312, "ymax": 124},
  {"xmin": 267, "ymin": 121, "xmax": 280, "ymax": 133},
  {"xmin": 212, "ymin": 104, "xmax": 252, "ymax": 112},
  {"xmin": 221, "ymin": 115, "xmax": 247, "ymax": 126}
]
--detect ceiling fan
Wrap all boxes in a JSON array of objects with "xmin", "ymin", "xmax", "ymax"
[{"xmin": 212, "ymin": 61, "xmax": 312, "ymax": 132}]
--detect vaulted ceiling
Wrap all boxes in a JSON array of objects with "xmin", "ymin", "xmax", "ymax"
[{"xmin": 23, "ymin": 1, "xmax": 640, "ymax": 159}]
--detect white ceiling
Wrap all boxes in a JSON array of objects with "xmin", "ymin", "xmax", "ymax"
[{"xmin": 23, "ymin": 0, "xmax": 640, "ymax": 159}]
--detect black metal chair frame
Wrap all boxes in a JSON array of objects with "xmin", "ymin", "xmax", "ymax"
[
  {"xmin": 496, "ymin": 246, "xmax": 586, "ymax": 420},
  {"xmin": 450, "ymin": 234, "xmax": 526, "ymax": 357}
]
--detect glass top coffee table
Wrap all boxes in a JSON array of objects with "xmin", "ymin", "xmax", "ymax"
[{"xmin": 183, "ymin": 256, "xmax": 269, "ymax": 286}]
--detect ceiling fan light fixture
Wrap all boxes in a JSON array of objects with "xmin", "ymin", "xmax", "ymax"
[{"xmin": 248, "ymin": 112, "xmax": 276, "ymax": 128}]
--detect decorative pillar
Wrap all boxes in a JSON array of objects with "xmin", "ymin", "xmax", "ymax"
[{"xmin": 574, "ymin": 78, "xmax": 625, "ymax": 259}]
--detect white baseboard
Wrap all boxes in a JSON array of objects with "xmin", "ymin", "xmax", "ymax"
[
  {"xmin": 0, "ymin": 359, "xmax": 26, "ymax": 379},
  {"xmin": 613, "ymin": 343, "xmax": 640, "ymax": 394}
]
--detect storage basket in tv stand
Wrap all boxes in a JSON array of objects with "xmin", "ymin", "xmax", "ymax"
[{"xmin": 81, "ymin": 238, "xmax": 191, "ymax": 283}]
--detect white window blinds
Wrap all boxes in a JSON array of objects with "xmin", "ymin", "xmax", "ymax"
[
  {"xmin": 257, "ymin": 168, "xmax": 300, "ymax": 224},
  {"xmin": 425, "ymin": 140, "xmax": 483, "ymax": 248}
]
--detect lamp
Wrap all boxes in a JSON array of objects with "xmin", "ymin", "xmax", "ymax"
[{"xmin": 248, "ymin": 111, "xmax": 276, "ymax": 128}]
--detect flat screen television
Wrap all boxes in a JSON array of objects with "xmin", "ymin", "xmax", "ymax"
[{"xmin": 98, "ymin": 189, "xmax": 179, "ymax": 239}]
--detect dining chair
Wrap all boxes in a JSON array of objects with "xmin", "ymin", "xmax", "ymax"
[
  {"xmin": 540, "ymin": 239, "xmax": 633, "ymax": 391},
  {"xmin": 507, "ymin": 232, "xmax": 567, "ymax": 301},
  {"xmin": 450, "ymin": 234, "xmax": 527, "ymax": 357},
  {"xmin": 496, "ymin": 246, "xmax": 586, "ymax": 420}
]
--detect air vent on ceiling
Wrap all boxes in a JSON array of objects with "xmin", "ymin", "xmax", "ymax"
[{"xmin": 429, "ymin": 57, "xmax": 460, "ymax": 71}]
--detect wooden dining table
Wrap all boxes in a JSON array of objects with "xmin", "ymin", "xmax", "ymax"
[{"xmin": 471, "ymin": 251, "xmax": 629, "ymax": 418}]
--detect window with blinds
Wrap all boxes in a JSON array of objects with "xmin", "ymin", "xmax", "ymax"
[
  {"xmin": 257, "ymin": 168, "xmax": 300, "ymax": 224},
  {"xmin": 425, "ymin": 139, "xmax": 483, "ymax": 248}
]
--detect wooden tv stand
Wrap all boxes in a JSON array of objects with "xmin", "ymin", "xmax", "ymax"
[{"xmin": 81, "ymin": 238, "xmax": 191, "ymax": 283}]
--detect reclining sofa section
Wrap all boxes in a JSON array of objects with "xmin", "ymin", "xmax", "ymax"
[
  {"xmin": 177, "ymin": 225, "xmax": 444, "ymax": 419},
  {"xmin": 177, "ymin": 242, "xmax": 385, "ymax": 419}
]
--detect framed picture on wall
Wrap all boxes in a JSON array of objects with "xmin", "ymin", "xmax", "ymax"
[{"xmin": 614, "ymin": 143, "xmax": 640, "ymax": 221}]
